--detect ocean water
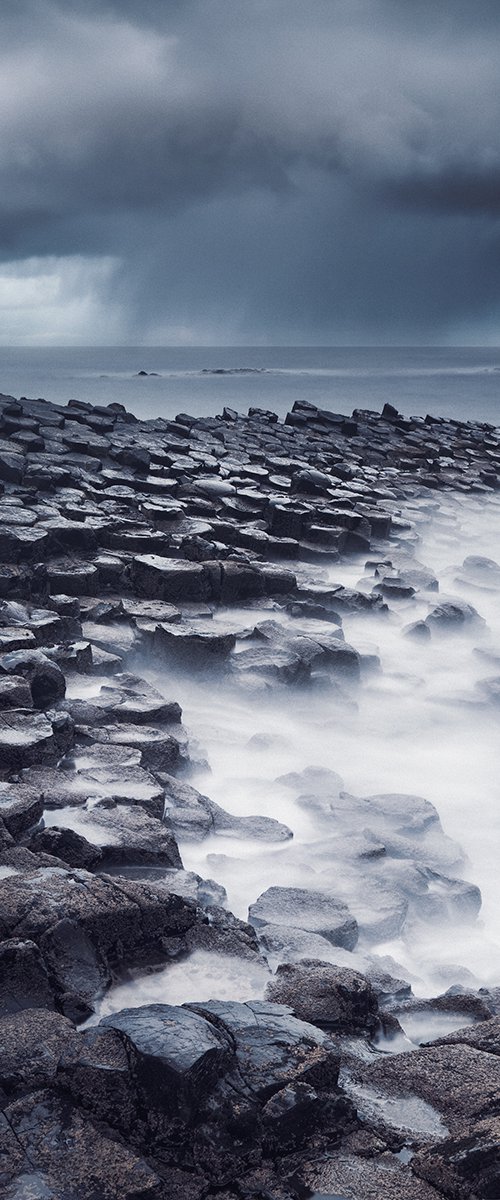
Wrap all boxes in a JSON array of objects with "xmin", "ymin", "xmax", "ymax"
[{"xmin": 0, "ymin": 345, "xmax": 499, "ymax": 425}]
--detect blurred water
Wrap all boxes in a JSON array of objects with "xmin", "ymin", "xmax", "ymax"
[{"xmin": 143, "ymin": 492, "xmax": 500, "ymax": 998}]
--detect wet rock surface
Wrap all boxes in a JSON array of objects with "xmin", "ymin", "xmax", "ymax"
[{"xmin": 0, "ymin": 389, "xmax": 499, "ymax": 1198}]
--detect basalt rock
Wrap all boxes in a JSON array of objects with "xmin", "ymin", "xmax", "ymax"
[
  {"xmin": 265, "ymin": 961, "xmax": 379, "ymax": 1034},
  {"xmin": 0, "ymin": 867, "xmax": 197, "ymax": 1005}
]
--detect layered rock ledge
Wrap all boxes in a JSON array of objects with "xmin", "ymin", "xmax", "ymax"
[{"xmin": 0, "ymin": 388, "xmax": 499, "ymax": 1199}]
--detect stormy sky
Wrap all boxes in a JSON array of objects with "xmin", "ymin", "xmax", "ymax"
[{"xmin": 0, "ymin": 0, "xmax": 499, "ymax": 344}]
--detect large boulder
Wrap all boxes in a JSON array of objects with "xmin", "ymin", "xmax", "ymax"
[
  {"xmin": 0, "ymin": 1088, "xmax": 165, "ymax": 1200},
  {"xmin": 131, "ymin": 555, "xmax": 213, "ymax": 602},
  {"xmin": 101, "ymin": 1003, "xmax": 233, "ymax": 1116}
]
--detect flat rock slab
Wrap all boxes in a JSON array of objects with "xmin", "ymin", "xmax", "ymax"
[
  {"xmin": 302, "ymin": 1152, "xmax": 443, "ymax": 1200},
  {"xmin": 122, "ymin": 598, "xmax": 182, "ymax": 623},
  {"xmin": 0, "ymin": 627, "xmax": 37, "ymax": 652},
  {"xmin": 151, "ymin": 622, "xmax": 236, "ymax": 665},
  {"xmin": 83, "ymin": 723, "xmax": 183, "ymax": 771},
  {"xmin": 47, "ymin": 558, "xmax": 99, "ymax": 595},
  {"xmin": 249, "ymin": 886, "xmax": 358, "ymax": 950},
  {"xmin": 0, "ymin": 711, "xmax": 59, "ymax": 769},
  {"xmin": 161, "ymin": 775, "xmax": 292, "ymax": 843},
  {"xmin": 49, "ymin": 804, "xmax": 182, "ymax": 868},
  {"xmin": 363, "ymin": 1042, "xmax": 500, "ymax": 1134},
  {"xmin": 210, "ymin": 804, "xmax": 293, "ymax": 843},
  {"xmin": 22, "ymin": 761, "xmax": 166, "ymax": 816},
  {"xmin": 82, "ymin": 763, "xmax": 165, "ymax": 811},
  {"xmin": 64, "ymin": 673, "xmax": 181, "ymax": 726},
  {"xmin": 81, "ymin": 620, "xmax": 138, "ymax": 658},
  {"xmin": 132, "ymin": 555, "xmax": 214, "ymax": 602},
  {"xmin": 430, "ymin": 1013, "xmax": 500, "ymax": 1056}
]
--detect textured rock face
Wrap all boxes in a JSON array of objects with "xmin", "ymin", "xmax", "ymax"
[
  {"xmin": 265, "ymin": 961, "xmax": 379, "ymax": 1034},
  {"xmin": 0, "ymin": 868, "xmax": 197, "ymax": 1011},
  {"xmin": 102, "ymin": 1003, "xmax": 233, "ymax": 1115}
]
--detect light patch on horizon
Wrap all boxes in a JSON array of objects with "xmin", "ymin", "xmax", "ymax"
[{"xmin": 0, "ymin": 256, "xmax": 121, "ymax": 345}]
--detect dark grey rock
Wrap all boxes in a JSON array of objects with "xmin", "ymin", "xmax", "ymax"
[
  {"xmin": 151, "ymin": 621, "xmax": 236, "ymax": 665},
  {"xmin": 0, "ymin": 1007, "xmax": 81, "ymax": 1096},
  {"xmin": 266, "ymin": 960, "xmax": 378, "ymax": 1033},
  {"xmin": 0, "ymin": 867, "xmax": 196, "ymax": 1001},
  {"xmin": 0, "ymin": 711, "xmax": 60, "ymax": 769},
  {"xmin": 131, "ymin": 554, "xmax": 213, "ymax": 602},
  {"xmin": 29, "ymin": 825, "xmax": 102, "ymax": 870},
  {"xmin": 82, "ymin": 722, "xmax": 183, "ymax": 772},
  {"xmin": 0, "ymin": 675, "xmax": 33, "ymax": 709},
  {"xmin": 426, "ymin": 598, "xmax": 484, "ymax": 629},
  {"xmin": 0, "ymin": 1088, "xmax": 165, "ymax": 1200},
  {"xmin": 101, "ymin": 1002, "xmax": 233, "ymax": 1114},
  {"xmin": 0, "ymin": 648, "xmax": 66, "ymax": 708},
  {"xmin": 0, "ymin": 938, "xmax": 55, "ymax": 1015}
]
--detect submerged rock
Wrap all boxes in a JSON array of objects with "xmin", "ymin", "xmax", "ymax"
[{"xmin": 249, "ymin": 886, "xmax": 358, "ymax": 950}]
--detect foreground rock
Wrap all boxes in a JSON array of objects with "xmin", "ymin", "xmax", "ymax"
[{"xmin": 0, "ymin": 867, "xmax": 196, "ymax": 1012}]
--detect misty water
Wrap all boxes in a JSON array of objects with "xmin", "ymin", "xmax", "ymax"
[
  {"xmin": 88, "ymin": 485, "xmax": 500, "ymax": 1023},
  {"xmin": 1, "ymin": 344, "xmax": 500, "ymax": 423}
]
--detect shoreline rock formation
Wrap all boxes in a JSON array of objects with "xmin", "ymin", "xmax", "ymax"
[{"xmin": 0, "ymin": 387, "xmax": 499, "ymax": 1198}]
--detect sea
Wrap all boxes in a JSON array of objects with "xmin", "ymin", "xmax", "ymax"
[{"xmin": 0, "ymin": 345, "xmax": 499, "ymax": 425}]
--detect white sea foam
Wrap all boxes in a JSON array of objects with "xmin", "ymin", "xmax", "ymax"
[{"xmin": 141, "ymin": 491, "xmax": 500, "ymax": 999}]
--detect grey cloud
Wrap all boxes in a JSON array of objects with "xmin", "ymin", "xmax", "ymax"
[{"xmin": 0, "ymin": 0, "xmax": 499, "ymax": 341}]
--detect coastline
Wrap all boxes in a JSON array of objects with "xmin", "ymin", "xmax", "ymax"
[{"xmin": 0, "ymin": 387, "xmax": 499, "ymax": 1199}]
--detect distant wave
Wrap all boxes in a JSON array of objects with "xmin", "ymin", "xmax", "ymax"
[
  {"xmin": 92, "ymin": 362, "xmax": 500, "ymax": 382},
  {"xmin": 200, "ymin": 367, "xmax": 268, "ymax": 375}
]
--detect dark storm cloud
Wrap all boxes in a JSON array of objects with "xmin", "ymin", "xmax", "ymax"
[
  {"xmin": 0, "ymin": 0, "xmax": 499, "ymax": 340},
  {"xmin": 388, "ymin": 169, "xmax": 500, "ymax": 217}
]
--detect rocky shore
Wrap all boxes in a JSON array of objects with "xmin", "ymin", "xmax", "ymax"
[{"xmin": 0, "ymin": 388, "xmax": 499, "ymax": 1200}]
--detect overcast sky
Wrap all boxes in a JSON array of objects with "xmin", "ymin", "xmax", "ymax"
[{"xmin": 0, "ymin": 0, "xmax": 499, "ymax": 344}]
